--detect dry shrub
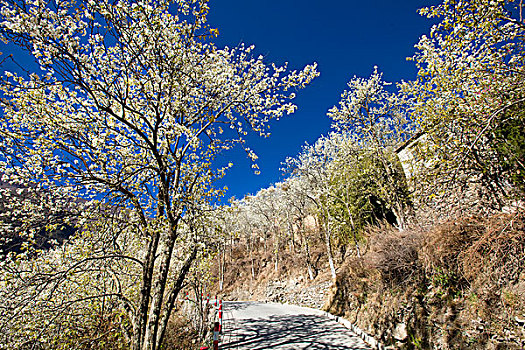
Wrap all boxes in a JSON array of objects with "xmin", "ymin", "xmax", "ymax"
[
  {"xmin": 422, "ymin": 211, "xmax": 525, "ymax": 289},
  {"xmin": 460, "ymin": 211, "xmax": 525, "ymax": 286},
  {"xmin": 367, "ymin": 225, "xmax": 423, "ymax": 286},
  {"xmin": 421, "ymin": 216, "xmax": 483, "ymax": 287},
  {"xmin": 338, "ymin": 257, "xmax": 374, "ymax": 289},
  {"xmin": 161, "ymin": 315, "xmax": 200, "ymax": 350}
]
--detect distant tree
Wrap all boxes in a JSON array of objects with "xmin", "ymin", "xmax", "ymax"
[
  {"xmin": 279, "ymin": 176, "xmax": 319, "ymax": 279},
  {"xmin": 328, "ymin": 68, "xmax": 412, "ymax": 229},
  {"xmin": 325, "ymin": 133, "xmax": 384, "ymax": 257},
  {"xmin": 0, "ymin": 0, "xmax": 318, "ymax": 349},
  {"xmin": 234, "ymin": 201, "xmax": 261, "ymax": 281},
  {"xmin": 285, "ymin": 135, "xmax": 341, "ymax": 279},
  {"xmin": 243, "ymin": 186, "xmax": 287, "ymax": 273},
  {"xmin": 286, "ymin": 131, "xmax": 406, "ymax": 270}
]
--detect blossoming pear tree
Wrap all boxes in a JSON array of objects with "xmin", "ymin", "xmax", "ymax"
[
  {"xmin": 328, "ymin": 68, "xmax": 412, "ymax": 230},
  {"xmin": 285, "ymin": 133, "xmax": 371, "ymax": 278},
  {"xmin": 0, "ymin": 0, "xmax": 318, "ymax": 349},
  {"xmin": 402, "ymin": 0, "xmax": 525, "ymax": 214}
]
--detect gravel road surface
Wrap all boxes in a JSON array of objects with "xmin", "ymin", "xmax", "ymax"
[{"xmin": 220, "ymin": 301, "xmax": 372, "ymax": 350}]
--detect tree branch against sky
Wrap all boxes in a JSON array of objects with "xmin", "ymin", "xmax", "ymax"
[
  {"xmin": 206, "ymin": 0, "xmax": 438, "ymax": 198},
  {"xmin": 401, "ymin": 0, "xmax": 525, "ymax": 215}
]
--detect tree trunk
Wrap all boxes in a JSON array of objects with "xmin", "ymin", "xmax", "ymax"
[
  {"xmin": 156, "ymin": 248, "xmax": 197, "ymax": 347},
  {"xmin": 323, "ymin": 210, "xmax": 337, "ymax": 280},
  {"xmin": 219, "ymin": 242, "xmax": 225, "ymax": 291},
  {"xmin": 345, "ymin": 204, "xmax": 361, "ymax": 258},
  {"xmin": 142, "ymin": 225, "xmax": 179, "ymax": 350},
  {"xmin": 393, "ymin": 201, "xmax": 406, "ymax": 231},
  {"xmin": 249, "ymin": 238, "xmax": 255, "ymax": 282},
  {"xmin": 274, "ymin": 232, "xmax": 279, "ymax": 274},
  {"xmin": 304, "ymin": 237, "xmax": 315, "ymax": 280},
  {"xmin": 376, "ymin": 147, "xmax": 406, "ymax": 231},
  {"xmin": 299, "ymin": 219, "xmax": 315, "ymax": 280},
  {"xmin": 131, "ymin": 230, "xmax": 161, "ymax": 350},
  {"xmin": 286, "ymin": 212, "xmax": 295, "ymax": 253}
]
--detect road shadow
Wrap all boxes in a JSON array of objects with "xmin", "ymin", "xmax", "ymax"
[{"xmin": 221, "ymin": 313, "xmax": 371, "ymax": 350}]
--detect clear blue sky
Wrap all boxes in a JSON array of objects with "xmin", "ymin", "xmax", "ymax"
[{"xmin": 209, "ymin": 0, "xmax": 439, "ymax": 200}]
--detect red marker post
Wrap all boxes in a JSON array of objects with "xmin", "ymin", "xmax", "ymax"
[
  {"xmin": 218, "ymin": 300, "xmax": 223, "ymax": 333},
  {"xmin": 213, "ymin": 321, "xmax": 220, "ymax": 350}
]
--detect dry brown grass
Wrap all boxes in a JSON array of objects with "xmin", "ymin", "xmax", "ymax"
[
  {"xmin": 325, "ymin": 257, "xmax": 380, "ymax": 315},
  {"xmin": 460, "ymin": 211, "xmax": 525, "ymax": 286},
  {"xmin": 367, "ymin": 224, "xmax": 424, "ymax": 286},
  {"xmin": 365, "ymin": 212, "xmax": 525, "ymax": 292},
  {"xmin": 420, "ymin": 211, "xmax": 525, "ymax": 293},
  {"xmin": 161, "ymin": 315, "xmax": 201, "ymax": 350},
  {"xmin": 422, "ymin": 216, "xmax": 482, "ymax": 274}
]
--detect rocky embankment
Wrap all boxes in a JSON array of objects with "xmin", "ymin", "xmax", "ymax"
[{"xmin": 222, "ymin": 276, "xmax": 332, "ymax": 309}]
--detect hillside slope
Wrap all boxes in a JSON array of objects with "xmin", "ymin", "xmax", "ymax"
[{"xmin": 211, "ymin": 212, "xmax": 525, "ymax": 349}]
